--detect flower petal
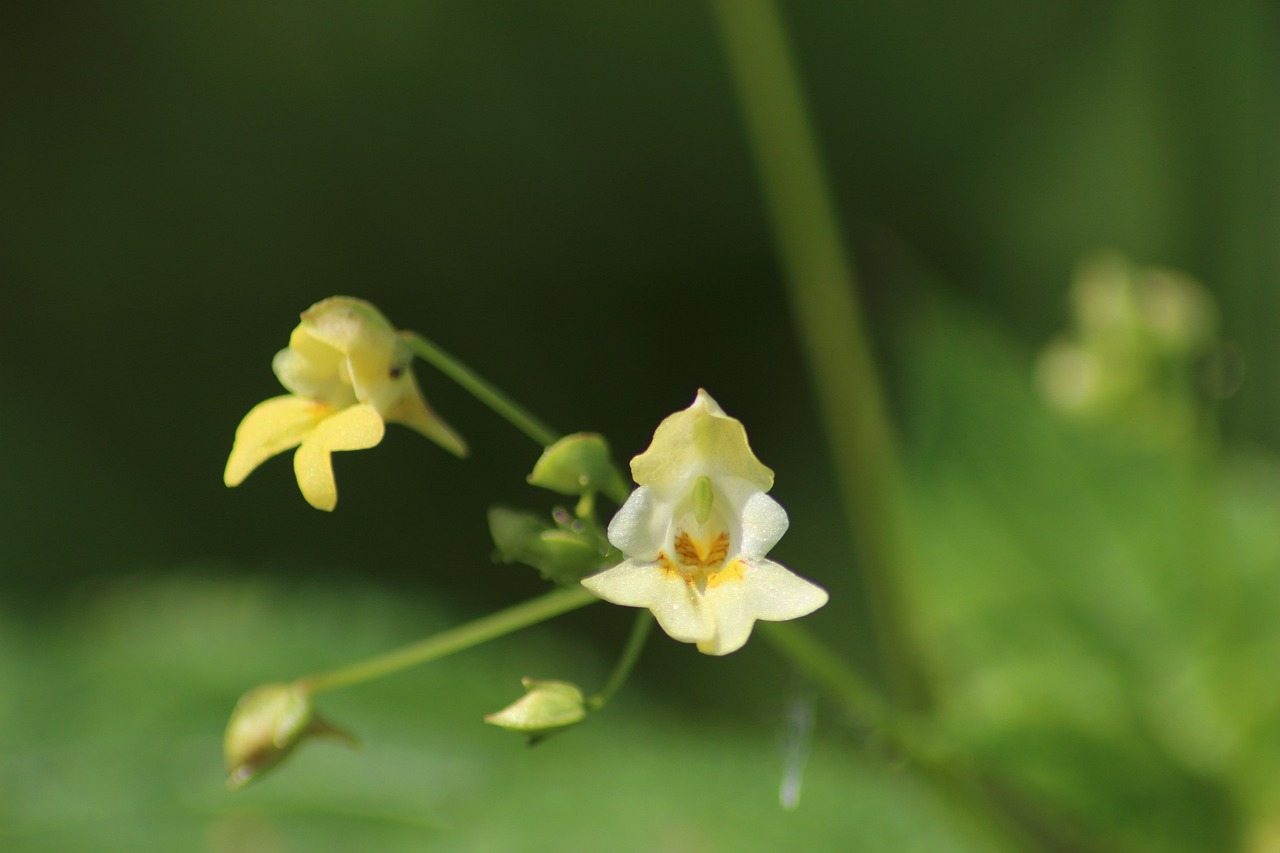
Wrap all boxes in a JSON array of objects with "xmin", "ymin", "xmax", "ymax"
[
  {"xmin": 298, "ymin": 296, "xmax": 398, "ymax": 358},
  {"xmin": 582, "ymin": 560, "xmax": 715, "ymax": 643},
  {"xmin": 296, "ymin": 297, "xmax": 400, "ymax": 411},
  {"xmin": 272, "ymin": 327, "xmax": 356, "ymax": 407},
  {"xmin": 735, "ymin": 487, "xmax": 789, "ymax": 557},
  {"xmin": 224, "ymin": 396, "xmax": 332, "ymax": 488},
  {"xmin": 605, "ymin": 485, "xmax": 674, "ymax": 561},
  {"xmin": 696, "ymin": 558, "xmax": 829, "ymax": 656},
  {"xmin": 630, "ymin": 390, "xmax": 773, "ymax": 491},
  {"xmin": 292, "ymin": 403, "xmax": 385, "ymax": 511}
]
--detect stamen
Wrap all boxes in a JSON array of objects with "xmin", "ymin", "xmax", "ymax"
[
  {"xmin": 692, "ymin": 476, "xmax": 714, "ymax": 524},
  {"xmin": 673, "ymin": 531, "xmax": 730, "ymax": 568},
  {"xmin": 661, "ymin": 529, "xmax": 739, "ymax": 594}
]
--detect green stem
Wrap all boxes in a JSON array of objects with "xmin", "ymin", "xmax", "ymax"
[
  {"xmin": 299, "ymin": 586, "xmax": 599, "ymax": 695},
  {"xmin": 762, "ymin": 622, "xmax": 1061, "ymax": 852},
  {"xmin": 402, "ymin": 330, "xmax": 560, "ymax": 448},
  {"xmin": 758, "ymin": 622, "xmax": 888, "ymax": 730},
  {"xmin": 707, "ymin": 0, "xmax": 931, "ymax": 713},
  {"xmin": 587, "ymin": 611, "xmax": 654, "ymax": 711}
]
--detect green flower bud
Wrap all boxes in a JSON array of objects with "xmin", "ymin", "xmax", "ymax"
[
  {"xmin": 484, "ymin": 678, "xmax": 587, "ymax": 744},
  {"xmin": 488, "ymin": 506, "xmax": 613, "ymax": 583},
  {"xmin": 224, "ymin": 682, "xmax": 353, "ymax": 790},
  {"xmin": 527, "ymin": 433, "xmax": 627, "ymax": 497}
]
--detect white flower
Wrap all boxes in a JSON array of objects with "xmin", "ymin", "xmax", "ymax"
[{"xmin": 582, "ymin": 390, "xmax": 827, "ymax": 655}]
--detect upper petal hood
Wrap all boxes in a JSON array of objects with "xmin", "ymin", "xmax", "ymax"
[{"xmin": 629, "ymin": 390, "xmax": 773, "ymax": 491}]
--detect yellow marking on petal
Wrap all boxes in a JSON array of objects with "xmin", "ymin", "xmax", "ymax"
[
  {"xmin": 705, "ymin": 558, "xmax": 745, "ymax": 589},
  {"xmin": 656, "ymin": 551, "xmax": 679, "ymax": 579}
]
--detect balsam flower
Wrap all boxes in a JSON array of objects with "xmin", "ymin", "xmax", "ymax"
[
  {"xmin": 224, "ymin": 297, "xmax": 466, "ymax": 511},
  {"xmin": 582, "ymin": 390, "xmax": 827, "ymax": 655}
]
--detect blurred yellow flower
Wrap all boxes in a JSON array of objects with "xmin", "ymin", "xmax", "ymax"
[
  {"xmin": 1035, "ymin": 252, "xmax": 1223, "ymax": 447},
  {"xmin": 582, "ymin": 390, "xmax": 827, "ymax": 655},
  {"xmin": 224, "ymin": 297, "xmax": 466, "ymax": 511}
]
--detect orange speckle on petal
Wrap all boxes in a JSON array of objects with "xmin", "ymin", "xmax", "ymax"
[
  {"xmin": 656, "ymin": 552, "xmax": 681, "ymax": 580},
  {"xmin": 673, "ymin": 531, "xmax": 730, "ymax": 569}
]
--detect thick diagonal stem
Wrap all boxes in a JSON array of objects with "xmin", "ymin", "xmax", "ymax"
[{"xmin": 708, "ymin": 0, "xmax": 930, "ymax": 713}]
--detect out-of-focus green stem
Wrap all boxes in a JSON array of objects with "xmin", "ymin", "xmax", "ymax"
[
  {"xmin": 402, "ymin": 330, "xmax": 560, "ymax": 448},
  {"xmin": 761, "ymin": 622, "xmax": 1063, "ymax": 853},
  {"xmin": 587, "ymin": 611, "xmax": 654, "ymax": 711},
  {"xmin": 758, "ymin": 622, "xmax": 888, "ymax": 729},
  {"xmin": 299, "ymin": 586, "xmax": 598, "ymax": 695},
  {"xmin": 708, "ymin": 0, "xmax": 931, "ymax": 712}
]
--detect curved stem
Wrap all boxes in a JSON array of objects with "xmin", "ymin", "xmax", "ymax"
[
  {"xmin": 299, "ymin": 586, "xmax": 599, "ymax": 695},
  {"xmin": 402, "ymin": 330, "xmax": 560, "ymax": 448},
  {"xmin": 587, "ymin": 610, "xmax": 654, "ymax": 711}
]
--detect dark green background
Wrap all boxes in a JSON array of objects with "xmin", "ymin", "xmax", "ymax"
[
  {"xmin": 4, "ymin": 1, "xmax": 1275, "ymax": 595},
  {"xmin": 3, "ymin": 2, "xmax": 1278, "ymax": 850}
]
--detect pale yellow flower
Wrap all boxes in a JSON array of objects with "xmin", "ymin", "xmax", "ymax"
[
  {"xmin": 224, "ymin": 297, "xmax": 465, "ymax": 511},
  {"xmin": 582, "ymin": 390, "xmax": 827, "ymax": 655}
]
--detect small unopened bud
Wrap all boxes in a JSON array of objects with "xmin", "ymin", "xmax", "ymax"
[
  {"xmin": 488, "ymin": 506, "xmax": 613, "ymax": 583},
  {"xmin": 528, "ymin": 433, "xmax": 627, "ymax": 497},
  {"xmin": 224, "ymin": 682, "xmax": 353, "ymax": 790},
  {"xmin": 484, "ymin": 678, "xmax": 587, "ymax": 744}
]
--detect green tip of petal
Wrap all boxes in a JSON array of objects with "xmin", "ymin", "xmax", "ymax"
[{"xmin": 395, "ymin": 400, "xmax": 468, "ymax": 458}]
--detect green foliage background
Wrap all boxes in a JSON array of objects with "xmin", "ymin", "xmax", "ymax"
[{"xmin": 2, "ymin": 2, "xmax": 1278, "ymax": 850}]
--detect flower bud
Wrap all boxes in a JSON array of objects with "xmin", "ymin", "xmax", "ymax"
[
  {"xmin": 488, "ymin": 506, "xmax": 613, "ymax": 583},
  {"xmin": 484, "ymin": 678, "xmax": 587, "ymax": 743},
  {"xmin": 527, "ymin": 433, "xmax": 627, "ymax": 497},
  {"xmin": 224, "ymin": 683, "xmax": 353, "ymax": 790}
]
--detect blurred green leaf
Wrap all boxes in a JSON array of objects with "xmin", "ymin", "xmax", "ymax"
[
  {"xmin": 0, "ymin": 571, "xmax": 990, "ymax": 852},
  {"xmin": 901, "ymin": 299, "xmax": 1280, "ymax": 851}
]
